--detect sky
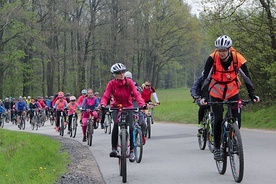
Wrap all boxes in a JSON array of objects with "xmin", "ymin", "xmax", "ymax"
[{"xmin": 184, "ymin": 0, "xmax": 204, "ymax": 16}]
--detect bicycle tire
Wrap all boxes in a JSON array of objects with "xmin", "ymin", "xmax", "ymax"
[
  {"xmin": 60, "ymin": 116, "xmax": 64, "ymax": 136},
  {"xmin": 229, "ymin": 123, "xmax": 244, "ymax": 183},
  {"xmin": 216, "ymin": 141, "xmax": 227, "ymax": 174},
  {"xmin": 50, "ymin": 115, "xmax": 54, "ymax": 125},
  {"xmin": 134, "ymin": 128, "xmax": 143, "ymax": 163},
  {"xmin": 0, "ymin": 117, "xmax": 4, "ymax": 128},
  {"xmin": 72, "ymin": 117, "xmax": 77, "ymax": 138},
  {"xmin": 121, "ymin": 129, "xmax": 127, "ymax": 183},
  {"xmin": 146, "ymin": 117, "xmax": 151, "ymax": 139},
  {"xmin": 31, "ymin": 121, "xmax": 35, "ymax": 130},
  {"xmin": 22, "ymin": 117, "xmax": 26, "ymax": 130},
  {"xmin": 198, "ymin": 126, "xmax": 207, "ymax": 150},
  {"xmin": 87, "ymin": 120, "xmax": 93, "ymax": 146}
]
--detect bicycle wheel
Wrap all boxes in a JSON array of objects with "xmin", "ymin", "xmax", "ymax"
[
  {"xmin": 198, "ymin": 124, "xmax": 207, "ymax": 150},
  {"xmin": 216, "ymin": 141, "xmax": 227, "ymax": 174},
  {"xmin": 87, "ymin": 120, "xmax": 94, "ymax": 146},
  {"xmin": 50, "ymin": 115, "xmax": 54, "ymax": 125},
  {"xmin": 0, "ymin": 116, "xmax": 4, "ymax": 128},
  {"xmin": 229, "ymin": 123, "xmax": 244, "ymax": 183},
  {"xmin": 134, "ymin": 128, "xmax": 143, "ymax": 163},
  {"xmin": 121, "ymin": 129, "xmax": 127, "ymax": 183},
  {"xmin": 146, "ymin": 117, "xmax": 151, "ymax": 138},
  {"xmin": 109, "ymin": 116, "xmax": 113, "ymax": 134},
  {"xmin": 72, "ymin": 117, "xmax": 77, "ymax": 138},
  {"xmin": 60, "ymin": 117, "xmax": 64, "ymax": 136},
  {"xmin": 21, "ymin": 117, "xmax": 26, "ymax": 130}
]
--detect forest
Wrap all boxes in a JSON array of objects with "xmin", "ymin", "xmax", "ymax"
[{"xmin": 0, "ymin": 0, "xmax": 275, "ymax": 105}]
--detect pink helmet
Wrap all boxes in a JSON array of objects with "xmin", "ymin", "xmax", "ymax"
[{"xmin": 70, "ymin": 96, "xmax": 76, "ymax": 101}]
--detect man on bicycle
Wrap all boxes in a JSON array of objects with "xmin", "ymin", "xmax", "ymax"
[
  {"xmin": 200, "ymin": 35, "xmax": 260, "ymax": 160},
  {"xmin": 190, "ymin": 71, "xmax": 210, "ymax": 135},
  {"xmin": 16, "ymin": 96, "xmax": 28, "ymax": 128}
]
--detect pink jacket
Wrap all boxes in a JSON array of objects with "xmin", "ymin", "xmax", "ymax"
[{"xmin": 101, "ymin": 78, "xmax": 145, "ymax": 108}]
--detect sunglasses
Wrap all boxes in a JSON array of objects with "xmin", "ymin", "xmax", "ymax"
[
  {"xmin": 145, "ymin": 84, "xmax": 151, "ymax": 87},
  {"xmin": 115, "ymin": 70, "xmax": 125, "ymax": 75}
]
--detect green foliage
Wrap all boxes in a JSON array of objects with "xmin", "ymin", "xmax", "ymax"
[
  {"xmin": 0, "ymin": 129, "xmax": 69, "ymax": 184},
  {"xmin": 154, "ymin": 88, "xmax": 276, "ymax": 130}
]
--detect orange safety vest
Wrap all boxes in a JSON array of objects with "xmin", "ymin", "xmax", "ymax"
[{"xmin": 209, "ymin": 47, "xmax": 246, "ymax": 100}]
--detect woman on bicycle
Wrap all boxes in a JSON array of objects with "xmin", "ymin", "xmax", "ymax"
[
  {"xmin": 100, "ymin": 63, "xmax": 147, "ymax": 162},
  {"xmin": 200, "ymin": 35, "xmax": 260, "ymax": 160},
  {"xmin": 29, "ymin": 97, "xmax": 40, "ymax": 125},
  {"xmin": 67, "ymin": 96, "xmax": 79, "ymax": 135},
  {"xmin": 81, "ymin": 88, "xmax": 100, "ymax": 142}
]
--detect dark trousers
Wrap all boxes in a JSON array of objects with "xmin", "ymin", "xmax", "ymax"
[
  {"xmin": 211, "ymin": 94, "xmax": 241, "ymax": 149},
  {"xmin": 111, "ymin": 111, "xmax": 134, "ymax": 151}
]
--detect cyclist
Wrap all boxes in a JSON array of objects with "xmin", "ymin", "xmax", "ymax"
[
  {"xmin": 125, "ymin": 71, "xmax": 147, "ymax": 145},
  {"xmin": 94, "ymin": 92, "xmax": 104, "ymax": 129},
  {"xmin": 77, "ymin": 89, "xmax": 87, "ymax": 125},
  {"xmin": 0, "ymin": 101, "xmax": 5, "ymax": 126},
  {"xmin": 45, "ymin": 96, "xmax": 51, "ymax": 118},
  {"xmin": 80, "ymin": 88, "xmax": 100, "ymax": 142},
  {"xmin": 67, "ymin": 96, "xmax": 79, "ymax": 134},
  {"xmin": 4, "ymin": 98, "xmax": 12, "ymax": 122},
  {"xmin": 53, "ymin": 92, "xmax": 68, "ymax": 132},
  {"xmin": 29, "ymin": 97, "xmax": 40, "ymax": 125},
  {"xmin": 200, "ymin": 35, "xmax": 260, "ymax": 160},
  {"xmin": 15, "ymin": 96, "xmax": 28, "ymax": 128},
  {"xmin": 190, "ymin": 71, "xmax": 210, "ymax": 135},
  {"xmin": 100, "ymin": 63, "xmax": 147, "ymax": 162},
  {"xmin": 141, "ymin": 80, "xmax": 160, "ymax": 122},
  {"xmin": 26, "ymin": 96, "xmax": 31, "ymax": 106},
  {"xmin": 65, "ymin": 93, "xmax": 71, "ymax": 103}
]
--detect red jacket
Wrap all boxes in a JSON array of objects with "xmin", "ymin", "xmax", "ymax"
[{"xmin": 101, "ymin": 78, "xmax": 145, "ymax": 108}]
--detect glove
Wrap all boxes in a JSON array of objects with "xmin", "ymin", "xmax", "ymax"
[
  {"xmin": 249, "ymin": 93, "xmax": 260, "ymax": 102},
  {"xmin": 199, "ymin": 98, "xmax": 207, "ymax": 106}
]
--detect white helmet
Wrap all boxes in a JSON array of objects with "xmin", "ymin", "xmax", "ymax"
[
  {"xmin": 70, "ymin": 96, "xmax": 76, "ymax": 101},
  {"xmin": 110, "ymin": 63, "xmax": 126, "ymax": 74},
  {"xmin": 81, "ymin": 89, "xmax": 87, "ymax": 94},
  {"xmin": 214, "ymin": 35, "xmax": 232, "ymax": 49},
  {"xmin": 124, "ymin": 71, "xmax": 132, "ymax": 79}
]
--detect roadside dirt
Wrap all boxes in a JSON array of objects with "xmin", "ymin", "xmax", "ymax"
[{"xmin": 51, "ymin": 136, "xmax": 105, "ymax": 184}]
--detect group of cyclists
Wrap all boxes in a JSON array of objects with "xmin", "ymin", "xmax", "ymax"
[
  {"xmin": 190, "ymin": 35, "xmax": 260, "ymax": 161},
  {"xmin": 0, "ymin": 70, "xmax": 160, "ymax": 159}
]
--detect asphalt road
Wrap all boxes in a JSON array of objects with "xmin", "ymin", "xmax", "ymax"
[{"xmin": 4, "ymin": 121, "xmax": 276, "ymax": 184}]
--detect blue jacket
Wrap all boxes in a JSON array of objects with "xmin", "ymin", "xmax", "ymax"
[
  {"xmin": 16, "ymin": 101, "xmax": 28, "ymax": 111},
  {"xmin": 0, "ymin": 105, "xmax": 5, "ymax": 113}
]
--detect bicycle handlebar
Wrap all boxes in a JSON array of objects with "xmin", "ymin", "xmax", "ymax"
[
  {"xmin": 102, "ymin": 106, "xmax": 142, "ymax": 113},
  {"xmin": 207, "ymin": 99, "xmax": 253, "ymax": 106}
]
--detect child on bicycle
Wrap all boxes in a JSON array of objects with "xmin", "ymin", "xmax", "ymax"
[
  {"xmin": 53, "ymin": 92, "xmax": 68, "ymax": 132},
  {"xmin": 67, "ymin": 96, "xmax": 79, "ymax": 135},
  {"xmin": 81, "ymin": 88, "xmax": 100, "ymax": 142}
]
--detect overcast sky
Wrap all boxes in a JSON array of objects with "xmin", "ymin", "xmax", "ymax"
[{"xmin": 184, "ymin": 0, "xmax": 204, "ymax": 16}]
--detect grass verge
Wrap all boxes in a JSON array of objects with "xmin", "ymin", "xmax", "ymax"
[
  {"xmin": 154, "ymin": 87, "xmax": 276, "ymax": 130},
  {"xmin": 0, "ymin": 129, "xmax": 69, "ymax": 184}
]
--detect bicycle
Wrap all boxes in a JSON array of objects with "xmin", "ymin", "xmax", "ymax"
[
  {"xmin": 197, "ymin": 106, "xmax": 214, "ymax": 153},
  {"xmin": 144, "ymin": 102, "xmax": 157, "ymax": 139},
  {"xmin": 86, "ymin": 110, "xmax": 96, "ymax": 146},
  {"xmin": 70, "ymin": 111, "xmax": 78, "ymax": 138},
  {"xmin": 105, "ymin": 105, "xmax": 141, "ymax": 183},
  {"xmin": 208, "ymin": 99, "xmax": 252, "ymax": 183},
  {"xmin": 58, "ymin": 110, "xmax": 66, "ymax": 136}
]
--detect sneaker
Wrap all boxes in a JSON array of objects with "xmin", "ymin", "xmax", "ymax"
[
  {"xmin": 93, "ymin": 123, "xmax": 98, "ymax": 129},
  {"xmin": 101, "ymin": 123, "xmax": 104, "ymax": 129},
  {"xmin": 129, "ymin": 150, "xmax": 135, "ymax": 162},
  {"xmin": 82, "ymin": 136, "xmax": 87, "ymax": 142},
  {"xmin": 142, "ymin": 136, "xmax": 146, "ymax": 145},
  {"xmin": 110, "ymin": 149, "xmax": 118, "ymax": 157},
  {"xmin": 213, "ymin": 149, "xmax": 222, "ymax": 161}
]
